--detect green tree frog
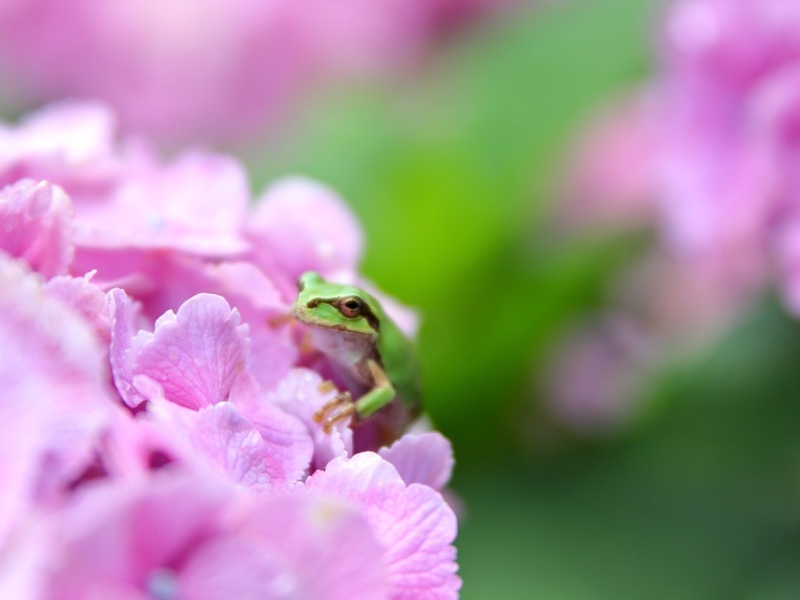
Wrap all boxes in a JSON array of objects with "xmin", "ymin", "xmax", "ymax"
[{"xmin": 292, "ymin": 271, "xmax": 421, "ymax": 436}]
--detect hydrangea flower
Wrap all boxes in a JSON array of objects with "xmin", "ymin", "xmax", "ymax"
[
  {"xmin": 566, "ymin": 0, "xmax": 800, "ymax": 313},
  {"xmin": 547, "ymin": 0, "xmax": 800, "ymax": 432},
  {"xmin": 0, "ymin": 102, "xmax": 460, "ymax": 598},
  {"xmin": 0, "ymin": 0, "xmax": 507, "ymax": 145}
]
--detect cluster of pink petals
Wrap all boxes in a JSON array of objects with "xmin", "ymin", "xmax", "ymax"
[
  {"xmin": 566, "ymin": 0, "xmax": 800, "ymax": 315},
  {"xmin": 0, "ymin": 101, "xmax": 460, "ymax": 599},
  {"xmin": 0, "ymin": 0, "xmax": 506, "ymax": 145},
  {"xmin": 545, "ymin": 0, "xmax": 800, "ymax": 433}
]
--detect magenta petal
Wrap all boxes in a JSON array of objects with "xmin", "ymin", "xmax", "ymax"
[
  {"xmin": 129, "ymin": 294, "xmax": 249, "ymax": 409},
  {"xmin": 306, "ymin": 453, "xmax": 461, "ymax": 599},
  {"xmin": 0, "ymin": 179, "xmax": 73, "ymax": 278},
  {"xmin": 378, "ymin": 432, "xmax": 454, "ymax": 490}
]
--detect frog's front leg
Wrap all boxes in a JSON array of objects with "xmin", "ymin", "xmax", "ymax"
[{"xmin": 314, "ymin": 360, "xmax": 396, "ymax": 433}]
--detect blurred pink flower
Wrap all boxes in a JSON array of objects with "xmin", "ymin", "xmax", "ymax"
[
  {"xmin": 42, "ymin": 472, "xmax": 391, "ymax": 600},
  {"xmin": 542, "ymin": 316, "xmax": 654, "ymax": 435},
  {"xmin": 0, "ymin": 102, "xmax": 460, "ymax": 597},
  {"xmin": 0, "ymin": 0, "xmax": 508, "ymax": 145},
  {"xmin": 559, "ymin": 94, "xmax": 661, "ymax": 233},
  {"xmin": 0, "ymin": 255, "xmax": 115, "ymax": 540},
  {"xmin": 566, "ymin": 0, "xmax": 800, "ymax": 311},
  {"xmin": 548, "ymin": 0, "xmax": 800, "ymax": 433}
]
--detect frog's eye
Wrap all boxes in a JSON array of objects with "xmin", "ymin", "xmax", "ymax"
[
  {"xmin": 297, "ymin": 279, "xmax": 305, "ymax": 293},
  {"xmin": 338, "ymin": 296, "xmax": 365, "ymax": 318}
]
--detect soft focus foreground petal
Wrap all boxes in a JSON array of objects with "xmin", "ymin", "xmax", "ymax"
[
  {"xmin": 0, "ymin": 257, "xmax": 113, "ymax": 540},
  {"xmin": 45, "ymin": 472, "xmax": 389, "ymax": 600},
  {"xmin": 306, "ymin": 453, "xmax": 461, "ymax": 599},
  {"xmin": 247, "ymin": 177, "xmax": 363, "ymax": 299},
  {"xmin": 0, "ymin": 100, "xmax": 118, "ymax": 189},
  {"xmin": 126, "ymin": 293, "xmax": 250, "ymax": 409},
  {"xmin": 73, "ymin": 150, "xmax": 250, "ymax": 256},
  {"xmin": 43, "ymin": 471, "xmax": 234, "ymax": 598},
  {"xmin": 263, "ymin": 368, "xmax": 353, "ymax": 469},
  {"xmin": 0, "ymin": 518, "xmax": 50, "ymax": 600},
  {"xmin": 0, "ymin": 179, "xmax": 73, "ymax": 277},
  {"xmin": 378, "ymin": 432, "xmax": 454, "ymax": 490},
  {"xmin": 180, "ymin": 495, "xmax": 389, "ymax": 600}
]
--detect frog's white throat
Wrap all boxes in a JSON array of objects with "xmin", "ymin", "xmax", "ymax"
[{"xmin": 307, "ymin": 325, "xmax": 377, "ymax": 370}]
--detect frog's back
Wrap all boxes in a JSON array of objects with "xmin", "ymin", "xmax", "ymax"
[{"xmin": 372, "ymin": 300, "xmax": 422, "ymax": 415}]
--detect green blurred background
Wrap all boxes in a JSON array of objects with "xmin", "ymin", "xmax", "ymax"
[{"xmin": 249, "ymin": 0, "xmax": 800, "ymax": 597}]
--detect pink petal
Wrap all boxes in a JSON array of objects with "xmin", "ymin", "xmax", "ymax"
[
  {"xmin": 149, "ymin": 396, "xmax": 311, "ymax": 490},
  {"xmin": 0, "ymin": 179, "xmax": 73, "ymax": 278},
  {"xmin": 229, "ymin": 373, "xmax": 314, "ymax": 485},
  {"xmin": 543, "ymin": 316, "xmax": 653, "ymax": 434},
  {"xmin": 0, "ymin": 518, "xmax": 50, "ymax": 600},
  {"xmin": 246, "ymin": 177, "xmax": 364, "ymax": 299},
  {"xmin": 378, "ymin": 432, "xmax": 454, "ymax": 490},
  {"xmin": 0, "ymin": 256, "xmax": 114, "ymax": 539},
  {"xmin": 263, "ymin": 369, "xmax": 353, "ymax": 469},
  {"xmin": 127, "ymin": 293, "xmax": 249, "ymax": 409},
  {"xmin": 108, "ymin": 288, "xmax": 147, "ymax": 408},
  {"xmin": 45, "ymin": 271, "xmax": 111, "ymax": 346},
  {"xmin": 73, "ymin": 150, "xmax": 250, "ymax": 256},
  {"xmin": 560, "ymin": 93, "xmax": 660, "ymax": 231},
  {"xmin": 91, "ymin": 254, "xmax": 297, "ymax": 390},
  {"xmin": 44, "ymin": 472, "xmax": 235, "ymax": 597},
  {"xmin": 305, "ymin": 453, "xmax": 460, "ymax": 599},
  {"xmin": 0, "ymin": 101, "xmax": 118, "ymax": 191},
  {"xmin": 180, "ymin": 495, "xmax": 389, "ymax": 600}
]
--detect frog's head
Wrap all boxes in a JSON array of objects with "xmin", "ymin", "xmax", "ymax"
[{"xmin": 292, "ymin": 271, "xmax": 379, "ymax": 337}]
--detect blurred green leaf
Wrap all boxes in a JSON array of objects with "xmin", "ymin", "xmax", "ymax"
[{"xmin": 455, "ymin": 299, "xmax": 800, "ymax": 598}]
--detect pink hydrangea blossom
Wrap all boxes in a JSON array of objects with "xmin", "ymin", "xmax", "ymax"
[
  {"xmin": 566, "ymin": 0, "xmax": 800, "ymax": 312},
  {"xmin": 0, "ymin": 102, "xmax": 460, "ymax": 598},
  {"xmin": 550, "ymin": 0, "xmax": 800, "ymax": 432},
  {"xmin": 0, "ymin": 0, "xmax": 508, "ymax": 145},
  {"xmin": 305, "ymin": 453, "xmax": 460, "ymax": 599},
  {"xmin": 41, "ymin": 472, "xmax": 391, "ymax": 600}
]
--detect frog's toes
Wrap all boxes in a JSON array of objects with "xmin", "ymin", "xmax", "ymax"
[
  {"xmin": 313, "ymin": 391, "xmax": 353, "ymax": 425},
  {"xmin": 322, "ymin": 402, "xmax": 356, "ymax": 434}
]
